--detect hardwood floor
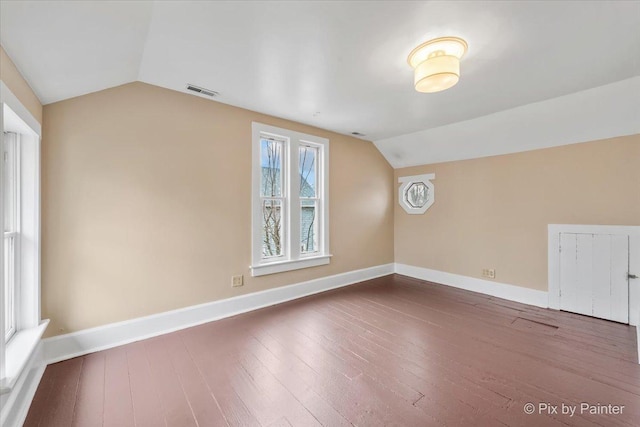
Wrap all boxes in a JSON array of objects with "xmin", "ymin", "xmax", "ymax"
[{"xmin": 25, "ymin": 274, "xmax": 640, "ymax": 426}]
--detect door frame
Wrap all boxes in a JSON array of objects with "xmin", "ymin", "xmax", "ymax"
[{"xmin": 548, "ymin": 224, "xmax": 640, "ymax": 326}]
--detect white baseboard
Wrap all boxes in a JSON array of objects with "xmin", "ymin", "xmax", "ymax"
[
  {"xmin": 42, "ymin": 263, "xmax": 394, "ymax": 365},
  {"xmin": 0, "ymin": 343, "xmax": 45, "ymax": 427},
  {"xmin": 394, "ymin": 263, "xmax": 549, "ymax": 308}
]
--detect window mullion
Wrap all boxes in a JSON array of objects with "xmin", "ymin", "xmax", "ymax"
[{"xmin": 289, "ymin": 139, "xmax": 301, "ymax": 261}]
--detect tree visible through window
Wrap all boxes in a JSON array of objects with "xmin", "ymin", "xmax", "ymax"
[
  {"xmin": 260, "ymin": 138, "xmax": 283, "ymax": 258},
  {"xmin": 398, "ymin": 173, "xmax": 435, "ymax": 215},
  {"xmin": 299, "ymin": 145, "xmax": 318, "ymax": 253},
  {"xmin": 405, "ymin": 182, "xmax": 428, "ymax": 208}
]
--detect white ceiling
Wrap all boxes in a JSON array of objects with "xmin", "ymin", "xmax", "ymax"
[
  {"xmin": 375, "ymin": 77, "xmax": 640, "ymax": 168},
  {"xmin": 1, "ymin": 1, "xmax": 639, "ymax": 142}
]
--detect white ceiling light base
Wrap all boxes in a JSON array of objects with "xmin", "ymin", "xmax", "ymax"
[{"xmin": 407, "ymin": 37, "xmax": 468, "ymax": 93}]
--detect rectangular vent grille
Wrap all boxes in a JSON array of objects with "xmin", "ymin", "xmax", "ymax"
[{"xmin": 186, "ymin": 84, "xmax": 219, "ymax": 98}]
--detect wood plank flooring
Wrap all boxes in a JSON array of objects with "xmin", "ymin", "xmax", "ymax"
[{"xmin": 24, "ymin": 274, "xmax": 640, "ymax": 426}]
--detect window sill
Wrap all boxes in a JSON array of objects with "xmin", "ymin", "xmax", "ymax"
[
  {"xmin": 251, "ymin": 254, "xmax": 332, "ymax": 277},
  {"xmin": 0, "ymin": 320, "xmax": 49, "ymax": 394}
]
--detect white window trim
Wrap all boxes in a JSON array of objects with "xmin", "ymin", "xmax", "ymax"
[
  {"xmin": 250, "ymin": 122, "xmax": 330, "ymax": 277},
  {"xmin": 398, "ymin": 173, "xmax": 435, "ymax": 215},
  {"xmin": 1, "ymin": 81, "xmax": 46, "ymax": 394}
]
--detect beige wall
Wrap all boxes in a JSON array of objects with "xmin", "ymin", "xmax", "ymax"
[
  {"xmin": 38, "ymin": 75, "xmax": 638, "ymax": 336},
  {"xmin": 42, "ymin": 82, "xmax": 394, "ymax": 337},
  {"xmin": 395, "ymin": 134, "xmax": 640, "ymax": 291},
  {"xmin": 0, "ymin": 46, "xmax": 42, "ymax": 123}
]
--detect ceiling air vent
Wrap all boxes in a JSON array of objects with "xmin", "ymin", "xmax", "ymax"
[
  {"xmin": 351, "ymin": 131, "xmax": 366, "ymax": 137},
  {"xmin": 186, "ymin": 84, "xmax": 219, "ymax": 98}
]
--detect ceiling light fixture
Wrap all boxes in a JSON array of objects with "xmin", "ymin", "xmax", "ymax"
[{"xmin": 407, "ymin": 36, "xmax": 468, "ymax": 93}]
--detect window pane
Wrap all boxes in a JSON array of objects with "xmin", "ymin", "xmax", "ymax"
[
  {"xmin": 3, "ymin": 132, "xmax": 16, "ymax": 232},
  {"xmin": 262, "ymin": 199, "xmax": 283, "ymax": 258},
  {"xmin": 260, "ymin": 138, "xmax": 283, "ymax": 197},
  {"xmin": 4, "ymin": 235, "xmax": 15, "ymax": 340},
  {"xmin": 405, "ymin": 182, "xmax": 429, "ymax": 208},
  {"xmin": 299, "ymin": 145, "xmax": 317, "ymax": 198},
  {"xmin": 301, "ymin": 200, "xmax": 318, "ymax": 254}
]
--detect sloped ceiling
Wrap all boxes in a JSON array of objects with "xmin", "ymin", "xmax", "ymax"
[{"xmin": 1, "ymin": 1, "xmax": 639, "ymax": 163}]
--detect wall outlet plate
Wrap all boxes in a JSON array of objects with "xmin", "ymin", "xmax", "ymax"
[
  {"xmin": 482, "ymin": 269, "xmax": 496, "ymax": 279},
  {"xmin": 232, "ymin": 275, "xmax": 243, "ymax": 287}
]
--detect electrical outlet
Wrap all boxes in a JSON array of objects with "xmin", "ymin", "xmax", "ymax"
[
  {"xmin": 482, "ymin": 269, "xmax": 496, "ymax": 279},
  {"xmin": 232, "ymin": 275, "xmax": 243, "ymax": 287}
]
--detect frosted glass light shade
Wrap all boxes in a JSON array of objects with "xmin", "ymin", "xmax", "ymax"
[
  {"xmin": 414, "ymin": 54, "xmax": 460, "ymax": 93},
  {"xmin": 408, "ymin": 37, "xmax": 467, "ymax": 93}
]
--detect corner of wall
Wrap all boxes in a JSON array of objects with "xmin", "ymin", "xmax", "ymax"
[{"xmin": 0, "ymin": 45, "xmax": 43, "ymax": 124}]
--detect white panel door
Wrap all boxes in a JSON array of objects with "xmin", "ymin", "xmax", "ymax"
[{"xmin": 559, "ymin": 233, "xmax": 629, "ymax": 323}]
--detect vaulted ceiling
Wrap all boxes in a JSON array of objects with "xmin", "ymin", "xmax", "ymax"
[{"xmin": 1, "ymin": 1, "xmax": 639, "ymax": 144}]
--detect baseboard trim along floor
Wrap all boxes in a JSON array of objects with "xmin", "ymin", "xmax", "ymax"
[{"xmin": 42, "ymin": 263, "xmax": 395, "ymax": 365}]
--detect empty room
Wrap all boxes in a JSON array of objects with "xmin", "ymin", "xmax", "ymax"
[{"xmin": 1, "ymin": 1, "xmax": 639, "ymax": 426}]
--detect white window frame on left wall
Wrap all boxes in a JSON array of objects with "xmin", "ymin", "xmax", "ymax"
[{"xmin": 0, "ymin": 81, "xmax": 48, "ymax": 395}]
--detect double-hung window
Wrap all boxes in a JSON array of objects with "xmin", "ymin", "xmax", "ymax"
[
  {"xmin": 3, "ymin": 132, "xmax": 18, "ymax": 342},
  {"xmin": 251, "ymin": 123, "xmax": 330, "ymax": 276},
  {"xmin": 1, "ymin": 94, "xmax": 46, "ymax": 393}
]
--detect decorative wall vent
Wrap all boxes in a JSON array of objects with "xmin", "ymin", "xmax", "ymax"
[
  {"xmin": 398, "ymin": 173, "xmax": 435, "ymax": 214},
  {"xmin": 186, "ymin": 84, "xmax": 219, "ymax": 98}
]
